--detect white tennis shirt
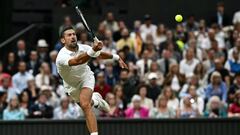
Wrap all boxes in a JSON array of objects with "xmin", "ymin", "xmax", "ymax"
[{"xmin": 56, "ymin": 43, "xmax": 94, "ymax": 88}]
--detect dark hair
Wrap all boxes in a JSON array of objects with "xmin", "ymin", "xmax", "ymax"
[
  {"xmin": 144, "ymin": 14, "xmax": 151, "ymax": 21},
  {"xmin": 211, "ymin": 39, "xmax": 218, "ymax": 45},
  {"xmin": 122, "ymin": 46, "xmax": 130, "ymax": 51},
  {"xmin": 137, "ymin": 84, "xmax": 148, "ymax": 93},
  {"xmin": 38, "ymin": 92, "xmax": 47, "ymax": 99},
  {"xmin": 211, "ymin": 23, "xmax": 220, "ymax": 29},
  {"xmin": 18, "ymin": 60, "xmax": 26, "ymax": 66},
  {"xmin": 120, "ymin": 68, "xmax": 129, "ymax": 73},
  {"xmin": 60, "ymin": 26, "xmax": 75, "ymax": 38},
  {"xmin": 18, "ymin": 91, "xmax": 29, "ymax": 103},
  {"xmin": 187, "ymin": 14, "xmax": 195, "ymax": 18},
  {"xmin": 0, "ymin": 91, "xmax": 6, "ymax": 97},
  {"xmin": 217, "ymin": 2, "xmax": 224, "ymax": 7},
  {"xmin": 235, "ymin": 72, "xmax": 240, "ymax": 78}
]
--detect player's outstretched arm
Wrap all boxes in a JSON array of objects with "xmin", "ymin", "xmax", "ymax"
[
  {"xmin": 98, "ymin": 52, "xmax": 128, "ymax": 69},
  {"xmin": 98, "ymin": 52, "xmax": 113, "ymax": 59},
  {"xmin": 68, "ymin": 41, "xmax": 103, "ymax": 66},
  {"xmin": 68, "ymin": 53, "xmax": 91, "ymax": 66}
]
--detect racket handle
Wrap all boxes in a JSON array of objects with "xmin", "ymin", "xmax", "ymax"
[{"xmin": 93, "ymin": 37, "xmax": 99, "ymax": 42}]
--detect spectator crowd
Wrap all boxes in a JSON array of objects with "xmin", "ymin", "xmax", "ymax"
[{"xmin": 1, "ymin": 2, "xmax": 240, "ymax": 120}]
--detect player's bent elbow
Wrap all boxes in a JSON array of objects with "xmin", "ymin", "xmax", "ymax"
[{"xmin": 68, "ymin": 59, "xmax": 83, "ymax": 66}]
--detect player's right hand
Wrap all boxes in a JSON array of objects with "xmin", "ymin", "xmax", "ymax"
[
  {"xmin": 92, "ymin": 41, "xmax": 103, "ymax": 51},
  {"xmin": 118, "ymin": 58, "xmax": 128, "ymax": 69}
]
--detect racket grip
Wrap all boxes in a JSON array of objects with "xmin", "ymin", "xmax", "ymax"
[{"xmin": 93, "ymin": 37, "xmax": 99, "ymax": 42}]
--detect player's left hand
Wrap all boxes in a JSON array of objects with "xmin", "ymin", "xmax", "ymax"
[
  {"xmin": 92, "ymin": 41, "xmax": 103, "ymax": 51},
  {"xmin": 118, "ymin": 58, "xmax": 128, "ymax": 69}
]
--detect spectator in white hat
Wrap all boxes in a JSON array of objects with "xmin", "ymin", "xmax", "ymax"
[
  {"xmin": 143, "ymin": 61, "xmax": 164, "ymax": 85},
  {"xmin": 233, "ymin": 11, "xmax": 240, "ymax": 24},
  {"xmin": 37, "ymin": 39, "xmax": 50, "ymax": 63}
]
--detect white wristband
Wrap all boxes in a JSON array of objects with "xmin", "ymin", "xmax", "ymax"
[
  {"xmin": 94, "ymin": 51, "xmax": 101, "ymax": 57},
  {"xmin": 87, "ymin": 49, "xmax": 100, "ymax": 57},
  {"xmin": 112, "ymin": 54, "xmax": 120, "ymax": 61}
]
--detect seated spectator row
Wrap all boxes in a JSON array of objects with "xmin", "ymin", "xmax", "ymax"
[{"xmin": 1, "ymin": 4, "xmax": 240, "ymax": 120}]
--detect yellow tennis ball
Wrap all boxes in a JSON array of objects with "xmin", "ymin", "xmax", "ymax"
[{"xmin": 175, "ymin": 14, "xmax": 183, "ymax": 22}]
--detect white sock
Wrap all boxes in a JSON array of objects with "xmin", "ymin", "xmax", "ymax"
[{"xmin": 90, "ymin": 132, "xmax": 98, "ymax": 135}]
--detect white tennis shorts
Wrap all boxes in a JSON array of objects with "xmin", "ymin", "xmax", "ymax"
[{"xmin": 65, "ymin": 73, "xmax": 95, "ymax": 102}]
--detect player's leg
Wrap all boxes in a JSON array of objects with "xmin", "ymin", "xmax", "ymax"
[
  {"xmin": 81, "ymin": 73, "xmax": 110, "ymax": 112},
  {"xmin": 78, "ymin": 73, "xmax": 110, "ymax": 135},
  {"xmin": 79, "ymin": 87, "xmax": 98, "ymax": 134},
  {"xmin": 77, "ymin": 92, "xmax": 110, "ymax": 111}
]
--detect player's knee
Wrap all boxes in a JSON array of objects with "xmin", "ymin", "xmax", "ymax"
[{"xmin": 79, "ymin": 101, "xmax": 91, "ymax": 110}]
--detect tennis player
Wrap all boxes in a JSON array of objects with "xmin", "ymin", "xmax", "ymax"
[{"xmin": 56, "ymin": 26, "xmax": 128, "ymax": 135}]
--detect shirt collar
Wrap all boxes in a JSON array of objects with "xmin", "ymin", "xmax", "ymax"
[
  {"xmin": 63, "ymin": 44, "xmax": 79, "ymax": 55},
  {"xmin": 19, "ymin": 72, "xmax": 26, "ymax": 76}
]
